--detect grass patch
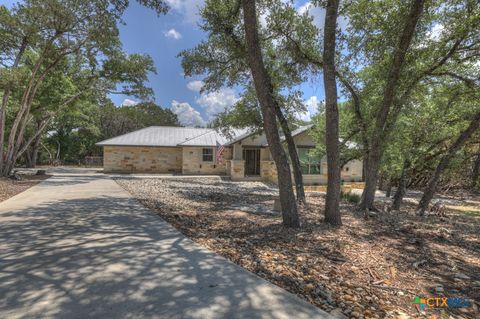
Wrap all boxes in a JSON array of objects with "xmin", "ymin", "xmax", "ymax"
[{"xmin": 340, "ymin": 191, "xmax": 361, "ymax": 204}]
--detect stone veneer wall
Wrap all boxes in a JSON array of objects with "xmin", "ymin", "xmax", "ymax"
[
  {"xmin": 340, "ymin": 159, "xmax": 363, "ymax": 182},
  {"xmin": 230, "ymin": 160, "xmax": 245, "ymax": 180},
  {"xmin": 260, "ymin": 159, "xmax": 362, "ymax": 185},
  {"xmin": 182, "ymin": 147, "xmax": 232, "ymax": 175},
  {"xmin": 103, "ymin": 146, "xmax": 182, "ymax": 173},
  {"xmin": 260, "ymin": 160, "xmax": 277, "ymax": 183}
]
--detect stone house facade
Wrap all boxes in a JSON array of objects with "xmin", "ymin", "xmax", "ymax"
[{"xmin": 97, "ymin": 126, "xmax": 363, "ymax": 185}]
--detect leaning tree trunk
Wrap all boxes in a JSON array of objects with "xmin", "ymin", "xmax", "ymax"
[
  {"xmin": 359, "ymin": 0, "xmax": 425, "ymax": 210},
  {"xmin": 472, "ymin": 152, "xmax": 480, "ymax": 189},
  {"xmin": 418, "ymin": 111, "xmax": 480, "ymax": 215},
  {"xmin": 242, "ymin": 0, "xmax": 299, "ymax": 227},
  {"xmin": 323, "ymin": 0, "xmax": 342, "ymax": 226},
  {"xmin": 274, "ymin": 107, "xmax": 306, "ymax": 204},
  {"xmin": 391, "ymin": 158, "xmax": 411, "ymax": 210},
  {"xmin": 0, "ymin": 37, "xmax": 28, "ymax": 172}
]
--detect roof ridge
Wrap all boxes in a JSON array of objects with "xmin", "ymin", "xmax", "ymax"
[
  {"xmin": 177, "ymin": 130, "xmax": 216, "ymax": 145},
  {"xmin": 149, "ymin": 126, "xmax": 211, "ymax": 129}
]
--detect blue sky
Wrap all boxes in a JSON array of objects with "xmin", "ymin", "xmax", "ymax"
[{"xmin": 1, "ymin": 0, "xmax": 327, "ymax": 126}]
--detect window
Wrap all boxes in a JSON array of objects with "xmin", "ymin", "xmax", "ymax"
[
  {"xmin": 202, "ymin": 148, "xmax": 213, "ymax": 162},
  {"xmin": 298, "ymin": 147, "xmax": 322, "ymax": 175}
]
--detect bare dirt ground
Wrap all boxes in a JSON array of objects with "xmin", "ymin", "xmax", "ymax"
[
  {"xmin": 115, "ymin": 177, "xmax": 480, "ymax": 319},
  {"xmin": 0, "ymin": 173, "xmax": 50, "ymax": 202}
]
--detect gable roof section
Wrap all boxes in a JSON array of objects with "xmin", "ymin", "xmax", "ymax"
[
  {"xmin": 96, "ymin": 126, "xmax": 248, "ymax": 147},
  {"xmin": 96, "ymin": 126, "xmax": 212, "ymax": 147}
]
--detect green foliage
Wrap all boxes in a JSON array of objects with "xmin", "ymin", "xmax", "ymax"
[
  {"xmin": 310, "ymin": 102, "xmax": 363, "ymax": 166},
  {"xmin": 179, "ymin": 0, "xmax": 317, "ymax": 134},
  {"xmin": 0, "ymin": 0, "xmax": 170, "ymax": 168},
  {"xmin": 44, "ymin": 101, "xmax": 179, "ymax": 164},
  {"xmin": 340, "ymin": 191, "xmax": 361, "ymax": 204}
]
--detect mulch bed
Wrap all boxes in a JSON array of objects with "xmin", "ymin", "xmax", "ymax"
[
  {"xmin": 0, "ymin": 174, "xmax": 51, "ymax": 202},
  {"xmin": 115, "ymin": 177, "xmax": 480, "ymax": 319}
]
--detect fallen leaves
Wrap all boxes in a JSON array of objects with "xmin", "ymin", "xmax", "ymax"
[{"xmin": 116, "ymin": 177, "xmax": 480, "ymax": 319}]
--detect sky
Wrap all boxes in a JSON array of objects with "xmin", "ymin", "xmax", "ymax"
[{"xmin": 1, "ymin": 0, "xmax": 329, "ymax": 127}]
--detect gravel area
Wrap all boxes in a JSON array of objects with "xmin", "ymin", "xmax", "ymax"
[
  {"xmin": 115, "ymin": 177, "xmax": 480, "ymax": 319},
  {"xmin": 0, "ymin": 173, "xmax": 50, "ymax": 203},
  {"xmin": 115, "ymin": 176, "xmax": 279, "ymax": 215}
]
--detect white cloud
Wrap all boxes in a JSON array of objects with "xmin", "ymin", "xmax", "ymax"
[
  {"xmin": 121, "ymin": 99, "xmax": 139, "ymax": 106},
  {"xmin": 297, "ymin": 1, "xmax": 348, "ymax": 31},
  {"xmin": 297, "ymin": 95, "xmax": 322, "ymax": 121},
  {"xmin": 164, "ymin": 28, "xmax": 182, "ymax": 40},
  {"xmin": 196, "ymin": 88, "xmax": 239, "ymax": 120},
  {"xmin": 427, "ymin": 24, "xmax": 444, "ymax": 41},
  {"xmin": 165, "ymin": 0, "xmax": 204, "ymax": 24},
  {"xmin": 187, "ymin": 80, "xmax": 204, "ymax": 92},
  {"xmin": 298, "ymin": 2, "xmax": 325, "ymax": 28},
  {"xmin": 171, "ymin": 100, "xmax": 206, "ymax": 127}
]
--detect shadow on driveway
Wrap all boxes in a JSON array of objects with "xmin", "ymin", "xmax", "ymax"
[{"xmin": 0, "ymin": 174, "xmax": 333, "ymax": 319}]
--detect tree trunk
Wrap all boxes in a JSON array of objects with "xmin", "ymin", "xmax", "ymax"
[
  {"xmin": 29, "ymin": 130, "xmax": 42, "ymax": 168},
  {"xmin": 360, "ymin": 148, "xmax": 382, "ymax": 210},
  {"xmin": 472, "ymin": 152, "xmax": 480, "ymax": 189},
  {"xmin": 378, "ymin": 175, "xmax": 385, "ymax": 191},
  {"xmin": 274, "ymin": 107, "xmax": 306, "ymax": 204},
  {"xmin": 417, "ymin": 111, "xmax": 480, "ymax": 215},
  {"xmin": 0, "ymin": 37, "xmax": 28, "ymax": 172},
  {"xmin": 3, "ymin": 47, "xmax": 73, "ymax": 176},
  {"xmin": 323, "ymin": 0, "xmax": 342, "ymax": 226},
  {"xmin": 391, "ymin": 158, "xmax": 411, "ymax": 210},
  {"xmin": 242, "ymin": 0, "xmax": 299, "ymax": 227},
  {"xmin": 24, "ymin": 147, "xmax": 33, "ymax": 168},
  {"xmin": 359, "ymin": 0, "xmax": 425, "ymax": 210},
  {"xmin": 2, "ymin": 53, "xmax": 47, "ymax": 176},
  {"xmin": 385, "ymin": 180, "xmax": 392, "ymax": 198}
]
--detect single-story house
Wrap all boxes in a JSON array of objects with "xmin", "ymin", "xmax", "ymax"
[{"xmin": 96, "ymin": 125, "xmax": 363, "ymax": 185}]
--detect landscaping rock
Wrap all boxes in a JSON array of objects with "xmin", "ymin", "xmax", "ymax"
[
  {"xmin": 330, "ymin": 308, "xmax": 348, "ymax": 319},
  {"xmin": 9, "ymin": 173, "xmax": 21, "ymax": 180},
  {"xmin": 455, "ymin": 272, "xmax": 470, "ymax": 280},
  {"xmin": 435, "ymin": 286, "xmax": 444, "ymax": 293}
]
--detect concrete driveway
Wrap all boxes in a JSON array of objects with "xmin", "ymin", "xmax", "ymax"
[{"xmin": 0, "ymin": 168, "xmax": 335, "ymax": 319}]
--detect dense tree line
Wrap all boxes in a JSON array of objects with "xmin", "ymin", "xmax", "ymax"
[
  {"xmin": 182, "ymin": 0, "xmax": 479, "ymax": 226},
  {"xmin": 0, "ymin": 0, "xmax": 178, "ymax": 168}
]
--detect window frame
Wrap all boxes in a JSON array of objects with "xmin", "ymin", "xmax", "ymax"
[{"xmin": 202, "ymin": 148, "xmax": 214, "ymax": 162}]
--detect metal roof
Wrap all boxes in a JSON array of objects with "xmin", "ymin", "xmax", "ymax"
[
  {"xmin": 279, "ymin": 124, "xmax": 314, "ymax": 143},
  {"xmin": 96, "ymin": 125, "xmax": 361, "ymax": 150},
  {"xmin": 96, "ymin": 126, "xmax": 248, "ymax": 147}
]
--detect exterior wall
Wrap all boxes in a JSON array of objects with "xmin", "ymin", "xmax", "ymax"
[
  {"xmin": 240, "ymin": 134, "xmax": 268, "ymax": 146},
  {"xmin": 292, "ymin": 131, "xmax": 316, "ymax": 146},
  {"xmin": 103, "ymin": 129, "xmax": 363, "ymax": 183},
  {"xmin": 103, "ymin": 146, "xmax": 182, "ymax": 173},
  {"xmin": 230, "ymin": 160, "xmax": 245, "ymax": 180},
  {"xmin": 341, "ymin": 159, "xmax": 363, "ymax": 182},
  {"xmin": 260, "ymin": 160, "xmax": 277, "ymax": 183},
  {"xmin": 182, "ymin": 147, "xmax": 232, "ymax": 175}
]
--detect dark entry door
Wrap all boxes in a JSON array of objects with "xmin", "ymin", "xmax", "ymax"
[{"xmin": 244, "ymin": 149, "xmax": 260, "ymax": 176}]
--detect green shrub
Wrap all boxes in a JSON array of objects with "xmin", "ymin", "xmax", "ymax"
[{"xmin": 340, "ymin": 191, "xmax": 361, "ymax": 204}]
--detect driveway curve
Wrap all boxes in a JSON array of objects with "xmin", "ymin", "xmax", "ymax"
[{"xmin": 0, "ymin": 168, "xmax": 335, "ymax": 319}]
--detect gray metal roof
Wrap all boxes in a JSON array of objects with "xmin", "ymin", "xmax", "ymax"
[{"xmin": 96, "ymin": 126, "xmax": 248, "ymax": 147}]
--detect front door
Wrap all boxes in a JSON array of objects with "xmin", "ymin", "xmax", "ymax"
[{"xmin": 244, "ymin": 149, "xmax": 260, "ymax": 176}]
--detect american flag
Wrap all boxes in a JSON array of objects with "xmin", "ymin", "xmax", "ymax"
[{"xmin": 216, "ymin": 141, "xmax": 225, "ymax": 163}]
